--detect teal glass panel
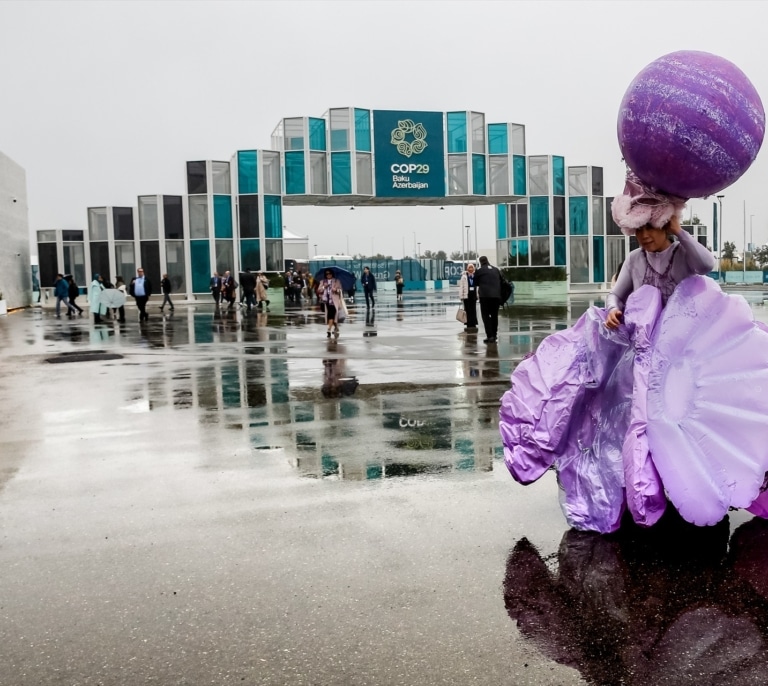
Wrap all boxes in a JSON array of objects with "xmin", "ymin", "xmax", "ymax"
[
  {"xmin": 237, "ymin": 150, "xmax": 258, "ymax": 194},
  {"xmin": 331, "ymin": 152, "xmax": 352, "ymax": 194},
  {"xmin": 264, "ymin": 196, "xmax": 283, "ymax": 238},
  {"xmin": 366, "ymin": 464, "xmax": 382, "ymax": 480},
  {"xmin": 472, "ymin": 154, "xmax": 487, "ymax": 195},
  {"xmin": 518, "ymin": 238, "xmax": 529, "ymax": 264},
  {"xmin": 221, "ymin": 363, "xmax": 240, "ymax": 408},
  {"xmin": 447, "ymin": 112, "xmax": 467, "ymax": 153},
  {"xmin": 331, "ymin": 130, "xmax": 348, "ymax": 150},
  {"xmin": 285, "ymin": 151, "xmax": 306, "ymax": 194},
  {"xmin": 553, "ymin": 156, "xmax": 565, "ymax": 195},
  {"xmin": 530, "ymin": 196, "xmax": 550, "ymax": 236},
  {"xmin": 554, "ymin": 236, "xmax": 567, "ymax": 266},
  {"xmin": 213, "ymin": 195, "xmax": 232, "ymax": 238},
  {"xmin": 309, "ymin": 118, "xmax": 326, "ymax": 151},
  {"xmin": 240, "ymin": 239, "xmax": 260, "ymax": 271},
  {"xmin": 513, "ymin": 155, "xmax": 527, "ymax": 195},
  {"xmin": 569, "ymin": 196, "xmax": 589, "ymax": 235},
  {"xmin": 510, "ymin": 239, "xmax": 518, "ymax": 262},
  {"xmin": 593, "ymin": 236, "xmax": 605, "ymax": 282},
  {"xmin": 496, "ymin": 205, "xmax": 508, "ymax": 239},
  {"xmin": 488, "ymin": 124, "xmax": 508, "ymax": 154},
  {"xmin": 190, "ymin": 240, "xmax": 211, "ymax": 293},
  {"xmin": 354, "ymin": 108, "xmax": 371, "ymax": 152}
]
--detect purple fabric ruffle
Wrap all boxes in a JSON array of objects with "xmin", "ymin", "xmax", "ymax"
[
  {"xmin": 611, "ymin": 170, "xmax": 688, "ymax": 236},
  {"xmin": 500, "ymin": 276, "xmax": 768, "ymax": 532}
]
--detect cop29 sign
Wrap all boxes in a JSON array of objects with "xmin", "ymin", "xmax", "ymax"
[{"xmin": 373, "ymin": 110, "xmax": 446, "ymax": 198}]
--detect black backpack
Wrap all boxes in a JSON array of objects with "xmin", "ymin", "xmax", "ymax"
[{"xmin": 500, "ymin": 275, "xmax": 514, "ymax": 304}]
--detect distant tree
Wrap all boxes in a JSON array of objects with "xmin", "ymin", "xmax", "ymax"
[
  {"xmin": 754, "ymin": 245, "xmax": 768, "ymax": 269},
  {"xmin": 450, "ymin": 251, "xmax": 463, "ymax": 260},
  {"xmin": 722, "ymin": 241, "xmax": 736, "ymax": 260},
  {"xmin": 434, "ymin": 250, "xmax": 447, "ymax": 260},
  {"xmin": 682, "ymin": 214, "xmax": 701, "ymax": 226}
]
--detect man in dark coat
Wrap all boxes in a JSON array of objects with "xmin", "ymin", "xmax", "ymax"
[
  {"xmin": 239, "ymin": 269, "xmax": 257, "ymax": 309},
  {"xmin": 361, "ymin": 266, "xmax": 377, "ymax": 308},
  {"xmin": 473, "ymin": 255, "xmax": 503, "ymax": 344},
  {"xmin": 129, "ymin": 267, "xmax": 153, "ymax": 321}
]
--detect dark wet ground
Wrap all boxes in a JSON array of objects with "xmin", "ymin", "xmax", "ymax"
[{"xmin": 2, "ymin": 291, "xmax": 768, "ymax": 685}]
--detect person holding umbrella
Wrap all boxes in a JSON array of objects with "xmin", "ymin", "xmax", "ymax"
[{"xmin": 318, "ymin": 268, "xmax": 346, "ymax": 338}]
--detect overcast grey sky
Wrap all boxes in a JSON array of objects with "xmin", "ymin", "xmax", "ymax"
[{"xmin": 2, "ymin": 0, "xmax": 767, "ymax": 258}]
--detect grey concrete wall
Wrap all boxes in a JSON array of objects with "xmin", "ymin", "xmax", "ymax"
[{"xmin": 0, "ymin": 151, "xmax": 32, "ymax": 309}]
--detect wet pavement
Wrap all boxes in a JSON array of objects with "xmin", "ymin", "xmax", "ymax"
[{"xmin": 2, "ymin": 291, "xmax": 768, "ymax": 685}]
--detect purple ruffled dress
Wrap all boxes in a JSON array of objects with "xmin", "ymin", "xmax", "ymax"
[{"xmin": 500, "ymin": 271, "xmax": 768, "ymax": 534}]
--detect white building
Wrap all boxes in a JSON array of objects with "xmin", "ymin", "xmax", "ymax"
[{"xmin": 0, "ymin": 151, "xmax": 32, "ymax": 309}]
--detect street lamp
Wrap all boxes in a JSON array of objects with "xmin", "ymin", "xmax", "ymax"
[
  {"xmin": 716, "ymin": 195, "xmax": 724, "ymax": 280},
  {"xmin": 750, "ymin": 214, "xmax": 755, "ymax": 254},
  {"xmin": 465, "ymin": 225, "xmax": 471, "ymax": 263},
  {"xmin": 314, "ymin": 244, "xmax": 318, "ymax": 256},
  {"xmin": 417, "ymin": 242, "xmax": 421, "ymax": 258}
]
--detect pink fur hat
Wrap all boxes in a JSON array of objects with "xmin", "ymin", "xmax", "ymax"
[{"xmin": 611, "ymin": 170, "xmax": 687, "ymax": 236}]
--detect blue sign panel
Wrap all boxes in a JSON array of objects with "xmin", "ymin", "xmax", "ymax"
[{"xmin": 373, "ymin": 110, "xmax": 445, "ymax": 198}]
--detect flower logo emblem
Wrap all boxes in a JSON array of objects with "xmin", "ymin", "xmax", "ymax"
[{"xmin": 390, "ymin": 119, "xmax": 428, "ymax": 158}]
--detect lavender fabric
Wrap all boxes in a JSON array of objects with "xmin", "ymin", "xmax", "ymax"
[{"xmin": 500, "ymin": 275, "xmax": 768, "ymax": 532}]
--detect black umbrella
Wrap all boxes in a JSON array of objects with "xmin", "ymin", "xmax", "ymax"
[{"xmin": 314, "ymin": 266, "xmax": 357, "ymax": 292}]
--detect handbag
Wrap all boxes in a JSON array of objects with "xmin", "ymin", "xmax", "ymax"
[{"xmin": 456, "ymin": 306, "xmax": 467, "ymax": 324}]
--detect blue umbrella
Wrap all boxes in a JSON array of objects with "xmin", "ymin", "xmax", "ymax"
[{"xmin": 314, "ymin": 266, "xmax": 357, "ymax": 292}]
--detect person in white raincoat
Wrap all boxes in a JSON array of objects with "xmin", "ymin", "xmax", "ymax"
[{"xmin": 88, "ymin": 274, "xmax": 108, "ymax": 323}]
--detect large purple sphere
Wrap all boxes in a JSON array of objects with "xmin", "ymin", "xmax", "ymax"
[{"xmin": 618, "ymin": 50, "xmax": 765, "ymax": 198}]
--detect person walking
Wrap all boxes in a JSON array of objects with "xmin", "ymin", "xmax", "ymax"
[
  {"xmin": 240, "ymin": 268, "xmax": 257, "ymax": 309},
  {"xmin": 88, "ymin": 274, "xmax": 108, "ymax": 324},
  {"xmin": 318, "ymin": 268, "xmax": 346, "ymax": 338},
  {"xmin": 255, "ymin": 271, "xmax": 270, "ymax": 310},
  {"xmin": 222, "ymin": 270, "xmax": 237, "ymax": 309},
  {"xmin": 67, "ymin": 276, "xmax": 84, "ymax": 315},
  {"xmin": 458, "ymin": 263, "xmax": 479, "ymax": 333},
  {"xmin": 210, "ymin": 272, "xmax": 222, "ymax": 305},
  {"xmin": 361, "ymin": 266, "xmax": 377, "ymax": 308},
  {"xmin": 114, "ymin": 276, "xmax": 127, "ymax": 322},
  {"xmin": 473, "ymin": 255, "xmax": 503, "ymax": 344},
  {"xmin": 54, "ymin": 273, "xmax": 76, "ymax": 318},
  {"xmin": 395, "ymin": 270, "xmax": 404, "ymax": 302},
  {"xmin": 129, "ymin": 267, "xmax": 153, "ymax": 321},
  {"xmin": 160, "ymin": 273, "xmax": 174, "ymax": 312}
]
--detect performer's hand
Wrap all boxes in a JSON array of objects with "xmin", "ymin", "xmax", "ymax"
[
  {"xmin": 605, "ymin": 308, "xmax": 623, "ymax": 329},
  {"xmin": 668, "ymin": 214, "xmax": 682, "ymax": 236}
]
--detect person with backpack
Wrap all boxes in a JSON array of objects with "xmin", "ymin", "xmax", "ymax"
[{"xmin": 473, "ymin": 255, "xmax": 503, "ymax": 344}]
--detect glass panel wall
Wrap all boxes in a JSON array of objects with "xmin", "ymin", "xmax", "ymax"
[
  {"xmin": 265, "ymin": 239, "xmax": 283, "ymax": 271},
  {"xmin": 115, "ymin": 242, "xmax": 135, "ymax": 283},
  {"xmin": 310, "ymin": 152, "xmax": 327, "ymax": 194},
  {"xmin": 309, "ymin": 118, "xmax": 326, "ymax": 151},
  {"xmin": 213, "ymin": 196, "xmax": 233, "ymax": 238},
  {"xmin": 354, "ymin": 109, "xmax": 371, "ymax": 152},
  {"xmin": 472, "ymin": 154, "xmax": 486, "ymax": 195},
  {"xmin": 262, "ymin": 152, "xmax": 281, "ymax": 194},
  {"xmin": 516, "ymin": 203, "xmax": 529, "ymax": 236},
  {"xmin": 239, "ymin": 195, "xmax": 259, "ymax": 239},
  {"xmin": 517, "ymin": 238, "xmax": 529, "ymax": 265},
  {"xmin": 90, "ymin": 242, "xmax": 110, "ymax": 282},
  {"xmin": 553, "ymin": 196, "xmax": 566, "ymax": 236},
  {"xmin": 238, "ymin": 151, "xmax": 258, "ymax": 194},
  {"xmin": 592, "ymin": 197, "xmax": 604, "ymax": 235},
  {"xmin": 187, "ymin": 161, "xmax": 207, "ymax": 194},
  {"xmin": 88, "ymin": 208, "xmax": 108, "ymax": 241},
  {"xmin": 489, "ymin": 157, "xmax": 509, "ymax": 196},
  {"xmin": 163, "ymin": 196, "xmax": 184, "ymax": 239},
  {"xmin": 488, "ymin": 123, "xmax": 508, "ymax": 154},
  {"xmin": 330, "ymin": 109, "xmax": 350, "ymax": 150},
  {"xmin": 554, "ymin": 236, "xmax": 567, "ymax": 266},
  {"xmin": 531, "ymin": 237, "xmax": 550, "ymax": 266},
  {"xmin": 593, "ymin": 236, "xmax": 605, "ymax": 282},
  {"xmin": 113, "ymin": 207, "xmax": 134, "ymax": 240},
  {"xmin": 284, "ymin": 118, "xmax": 305, "ymax": 151},
  {"xmin": 606, "ymin": 197, "xmax": 622, "ymax": 235},
  {"xmin": 240, "ymin": 240, "xmax": 260, "ymax": 271},
  {"xmin": 138, "ymin": 197, "xmax": 158, "ymax": 239},
  {"xmin": 331, "ymin": 152, "xmax": 351, "ymax": 194},
  {"xmin": 264, "ymin": 196, "xmax": 283, "ymax": 238},
  {"xmin": 38, "ymin": 243, "xmax": 57, "ymax": 286},
  {"xmin": 447, "ymin": 112, "xmax": 467, "ymax": 153},
  {"xmin": 356, "ymin": 153, "xmax": 372, "ymax": 194},
  {"xmin": 285, "ymin": 151, "xmax": 306, "ymax": 194},
  {"xmin": 607, "ymin": 237, "xmax": 626, "ymax": 280},
  {"xmin": 215, "ymin": 240, "xmax": 234, "ymax": 275},
  {"xmin": 447, "ymin": 155, "xmax": 468, "ymax": 195},
  {"xmin": 165, "ymin": 241, "xmax": 186, "ymax": 294},
  {"xmin": 553, "ymin": 156, "xmax": 565, "ymax": 196},
  {"xmin": 496, "ymin": 205, "xmax": 508, "ymax": 239},
  {"xmin": 570, "ymin": 237, "xmax": 589, "ymax": 283},
  {"xmin": 140, "ymin": 242, "xmax": 161, "ymax": 284},
  {"xmin": 569, "ymin": 166, "xmax": 588, "ymax": 196},
  {"xmin": 37, "ymin": 230, "xmax": 56, "ymax": 242},
  {"xmin": 529, "ymin": 156, "xmax": 549, "ymax": 195},
  {"xmin": 211, "ymin": 162, "xmax": 231, "ymax": 194},
  {"xmin": 189, "ymin": 196, "xmax": 209, "ymax": 239},
  {"xmin": 569, "ymin": 197, "xmax": 589, "ymax": 235},
  {"xmin": 471, "ymin": 112, "xmax": 485, "ymax": 154},
  {"xmin": 511, "ymin": 124, "xmax": 526, "ymax": 155},
  {"xmin": 190, "ymin": 240, "xmax": 211, "ymax": 293},
  {"xmin": 62, "ymin": 230, "xmax": 83, "ymax": 241},
  {"xmin": 530, "ymin": 197, "xmax": 550, "ymax": 236},
  {"xmin": 63, "ymin": 243, "xmax": 86, "ymax": 285},
  {"xmin": 513, "ymin": 156, "xmax": 527, "ymax": 195},
  {"xmin": 592, "ymin": 167, "xmax": 604, "ymax": 195}
]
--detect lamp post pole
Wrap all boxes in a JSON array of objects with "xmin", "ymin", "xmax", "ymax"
[
  {"xmin": 743, "ymin": 200, "xmax": 747, "ymax": 277},
  {"xmin": 413, "ymin": 231, "xmax": 417, "ymax": 259},
  {"xmin": 465, "ymin": 225, "xmax": 471, "ymax": 263},
  {"xmin": 716, "ymin": 195, "xmax": 725, "ymax": 281},
  {"xmin": 417, "ymin": 242, "xmax": 421, "ymax": 259},
  {"xmin": 314, "ymin": 244, "xmax": 317, "ymax": 256},
  {"xmin": 473, "ymin": 206, "xmax": 478, "ymax": 263}
]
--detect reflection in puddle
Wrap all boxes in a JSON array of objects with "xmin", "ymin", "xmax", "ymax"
[{"xmin": 504, "ymin": 512, "xmax": 768, "ymax": 684}]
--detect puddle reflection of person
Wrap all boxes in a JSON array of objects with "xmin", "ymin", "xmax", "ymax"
[
  {"xmin": 503, "ymin": 512, "xmax": 768, "ymax": 685},
  {"xmin": 321, "ymin": 346, "xmax": 358, "ymax": 398}
]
